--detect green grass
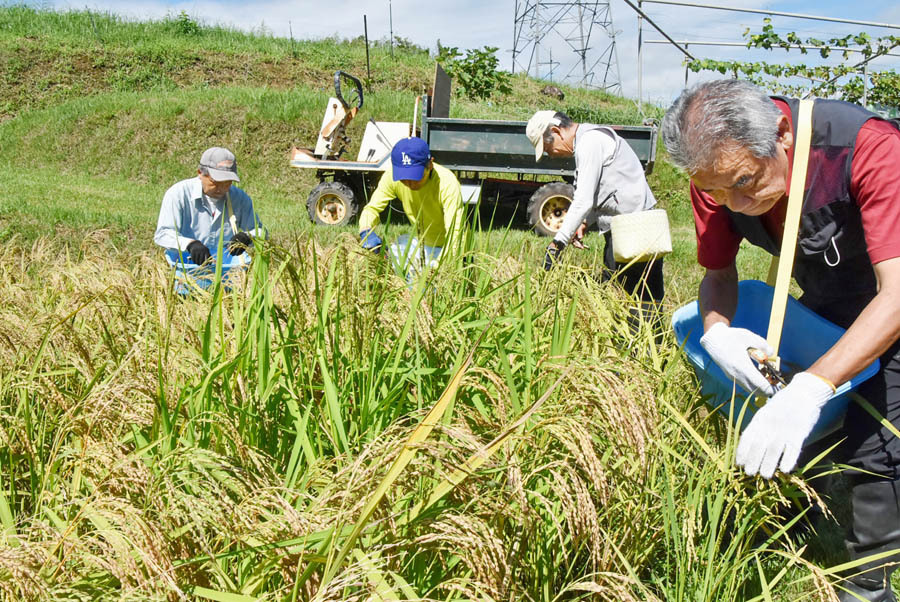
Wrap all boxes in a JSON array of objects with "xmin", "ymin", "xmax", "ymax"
[
  {"xmin": 0, "ymin": 4, "xmax": 436, "ymax": 121},
  {"xmin": 0, "ymin": 4, "xmax": 390, "ymax": 55}
]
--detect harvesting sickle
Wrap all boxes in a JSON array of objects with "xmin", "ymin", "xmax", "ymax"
[{"xmin": 747, "ymin": 347, "xmax": 787, "ymax": 389}]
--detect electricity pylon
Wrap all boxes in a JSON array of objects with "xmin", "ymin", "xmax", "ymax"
[{"xmin": 512, "ymin": 0, "xmax": 622, "ymax": 93}]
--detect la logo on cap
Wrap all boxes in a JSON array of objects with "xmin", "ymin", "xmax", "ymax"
[{"xmin": 401, "ymin": 152, "xmax": 412, "ymax": 166}]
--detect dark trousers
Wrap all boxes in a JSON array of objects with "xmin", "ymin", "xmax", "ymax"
[
  {"xmin": 600, "ymin": 231, "xmax": 665, "ymax": 305},
  {"xmin": 599, "ymin": 231, "xmax": 665, "ymax": 339}
]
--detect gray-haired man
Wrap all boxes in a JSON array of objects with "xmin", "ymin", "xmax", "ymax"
[
  {"xmin": 525, "ymin": 110, "xmax": 663, "ymax": 304},
  {"xmin": 154, "ymin": 147, "xmax": 267, "ymax": 264},
  {"xmin": 662, "ymin": 79, "xmax": 900, "ymax": 601}
]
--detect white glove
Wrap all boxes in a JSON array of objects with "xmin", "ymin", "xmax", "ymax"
[
  {"xmin": 735, "ymin": 372, "xmax": 835, "ymax": 478},
  {"xmin": 699, "ymin": 322, "xmax": 778, "ymax": 396}
]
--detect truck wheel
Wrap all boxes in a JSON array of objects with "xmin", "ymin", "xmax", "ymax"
[
  {"xmin": 528, "ymin": 182, "xmax": 574, "ymax": 237},
  {"xmin": 307, "ymin": 181, "xmax": 358, "ymax": 226}
]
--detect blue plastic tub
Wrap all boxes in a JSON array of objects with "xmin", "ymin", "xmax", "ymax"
[
  {"xmin": 164, "ymin": 248, "xmax": 251, "ymax": 294},
  {"xmin": 672, "ymin": 280, "xmax": 880, "ymax": 441}
]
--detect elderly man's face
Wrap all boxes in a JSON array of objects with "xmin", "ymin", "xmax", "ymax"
[
  {"xmin": 198, "ymin": 171, "xmax": 233, "ymax": 199},
  {"xmin": 691, "ymin": 115, "xmax": 793, "ymax": 216},
  {"xmin": 544, "ymin": 125, "xmax": 575, "ymax": 158}
]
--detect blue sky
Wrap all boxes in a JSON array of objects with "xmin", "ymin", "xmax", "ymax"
[{"xmin": 33, "ymin": 1, "xmax": 900, "ymax": 107}]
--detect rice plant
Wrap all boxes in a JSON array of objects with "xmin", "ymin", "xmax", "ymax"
[{"xmin": 0, "ymin": 233, "xmax": 845, "ymax": 601}]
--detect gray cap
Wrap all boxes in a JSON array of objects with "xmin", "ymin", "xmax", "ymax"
[{"xmin": 199, "ymin": 147, "xmax": 240, "ymax": 182}]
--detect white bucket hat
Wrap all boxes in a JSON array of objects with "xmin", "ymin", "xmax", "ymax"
[{"xmin": 525, "ymin": 110, "xmax": 561, "ymax": 162}]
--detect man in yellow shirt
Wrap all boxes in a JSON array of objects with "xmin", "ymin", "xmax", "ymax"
[{"xmin": 358, "ymin": 137, "xmax": 465, "ymax": 278}]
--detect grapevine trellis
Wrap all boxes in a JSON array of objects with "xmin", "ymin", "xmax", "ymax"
[{"xmin": 686, "ymin": 18, "xmax": 900, "ymax": 107}]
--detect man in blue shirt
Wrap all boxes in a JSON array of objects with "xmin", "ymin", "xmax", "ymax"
[{"xmin": 154, "ymin": 147, "xmax": 266, "ymax": 264}]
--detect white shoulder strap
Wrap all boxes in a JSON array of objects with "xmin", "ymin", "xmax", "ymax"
[
  {"xmin": 225, "ymin": 191, "xmax": 239, "ymax": 233},
  {"xmin": 766, "ymin": 99, "xmax": 814, "ymax": 356}
]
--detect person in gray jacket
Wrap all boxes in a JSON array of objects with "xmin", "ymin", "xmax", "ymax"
[
  {"xmin": 526, "ymin": 110, "xmax": 664, "ymax": 304},
  {"xmin": 154, "ymin": 147, "xmax": 266, "ymax": 265}
]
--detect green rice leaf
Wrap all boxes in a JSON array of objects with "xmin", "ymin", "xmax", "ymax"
[{"xmin": 192, "ymin": 586, "xmax": 258, "ymax": 602}]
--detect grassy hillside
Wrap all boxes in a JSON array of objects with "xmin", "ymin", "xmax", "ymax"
[
  {"xmin": 0, "ymin": 6, "xmax": 648, "ymax": 123},
  {"xmin": 1, "ymin": 5, "xmax": 735, "ymax": 296}
]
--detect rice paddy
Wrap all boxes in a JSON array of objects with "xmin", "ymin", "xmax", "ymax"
[
  {"xmin": 0, "ymin": 5, "xmax": 863, "ymax": 600},
  {"xmin": 0, "ymin": 235, "xmax": 843, "ymax": 600}
]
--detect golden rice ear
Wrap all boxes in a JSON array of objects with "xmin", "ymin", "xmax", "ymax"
[
  {"xmin": 321, "ymin": 322, "xmax": 493, "ymax": 587},
  {"xmin": 0, "ymin": 232, "xmax": 832, "ymax": 600}
]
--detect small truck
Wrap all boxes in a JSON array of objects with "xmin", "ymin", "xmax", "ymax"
[{"xmin": 290, "ymin": 67, "xmax": 658, "ymax": 237}]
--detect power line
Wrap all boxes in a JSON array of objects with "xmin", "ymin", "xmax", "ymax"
[{"xmin": 643, "ymin": 39, "xmax": 900, "ymax": 59}]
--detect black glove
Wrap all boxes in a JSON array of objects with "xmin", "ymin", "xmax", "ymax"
[
  {"xmin": 187, "ymin": 240, "xmax": 212, "ymax": 265},
  {"xmin": 228, "ymin": 231, "xmax": 253, "ymax": 256},
  {"xmin": 543, "ymin": 241, "xmax": 566, "ymax": 271}
]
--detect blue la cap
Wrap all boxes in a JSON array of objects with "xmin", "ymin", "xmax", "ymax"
[{"xmin": 390, "ymin": 137, "xmax": 431, "ymax": 181}]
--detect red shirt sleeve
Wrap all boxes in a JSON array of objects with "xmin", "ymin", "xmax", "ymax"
[
  {"xmin": 691, "ymin": 182, "xmax": 742, "ymax": 269},
  {"xmin": 851, "ymin": 119, "xmax": 900, "ymax": 265}
]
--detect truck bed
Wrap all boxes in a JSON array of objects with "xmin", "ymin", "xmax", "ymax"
[{"xmin": 422, "ymin": 117, "xmax": 658, "ymax": 176}]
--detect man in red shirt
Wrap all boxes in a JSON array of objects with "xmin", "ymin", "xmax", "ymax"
[{"xmin": 662, "ymin": 79, "xmax": 900, "ymax": 601}]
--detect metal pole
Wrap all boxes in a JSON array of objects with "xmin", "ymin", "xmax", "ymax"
[
  {"xmin": 577, "ymin": 2, "xmax": 587, "ymax": 84},
  {"xmin": 534, "ymin": 0, "xmax": 541, "ymax": 79},
  {"xmin": 364, "ymin": 15, "xmax": 371, "ymax": 88},
  {"xmin": 549, "ymin": 47, "xmax": 554, "ymax": 81},
  {"xmin": 684, "ymin": 43, "xmax": 688, "ymax": 87},
  {"xmin": 512, "ymin": 0, "xmax": 516, "ymax": 73},
  {"xmin": 637, "ymin": 0, "xmax": 643, "ymax": 113},
  {"xmin": 611, "ymin": 1, "xmax": 623, "ymax": 95},
  {"xmin": 801, "ymin": 48, "xmax": 892, "ymax": 99},
  {"xmin": 641, "ymin": 0, "xmax": 900, "ymax": 31},
  {"xmin": 863, "ymin": 62, "xmax": 868, "ymax": 107},
  {"xmin": 621, "ymin": 0, "xmax": 695, "ymax": 60},
  {"xmin": 644, "ymin": 39, "xmax": 900, "ymax": 58},
  {"xmin": 619, "ymin": 0, "xmax": 696, "ymax": 107},
  {"xmin": 289, "ymin": 20, "xmax": 296, "ymax": 59},
  {"xmin": 389, "ymin": 0, "xmax": 394, "ymax": 59}
]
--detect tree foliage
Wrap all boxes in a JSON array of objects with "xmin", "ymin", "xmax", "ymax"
[
  {"xmin": 169, "ymin": 10, "xmax": 200, "ymax": 36},
  {"xmin": 436, "ymin": 45, "xmax": 513, "ymax": 101},
  {"xmin": 687, "ymin": 19, "xmax": 900, "ymax": 108}
]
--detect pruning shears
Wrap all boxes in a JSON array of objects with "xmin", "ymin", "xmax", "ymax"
[{"xmin": 747, "ymin": 347, "xmax": 788, "ymax": 389}]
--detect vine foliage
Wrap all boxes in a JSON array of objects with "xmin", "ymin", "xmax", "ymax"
[{"xmin": 687, "ymin": 19, "xmax": 900, "ymax": 108}]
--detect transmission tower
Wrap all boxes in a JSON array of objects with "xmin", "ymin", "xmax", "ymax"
[{"xmin": 512, "ymin": 0, "xmax": 621, "ymax": 93}]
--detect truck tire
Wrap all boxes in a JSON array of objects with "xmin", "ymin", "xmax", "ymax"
[
  {"xmin": 306, "ymin": 181, "xmax": 358, "ymax": 227},
  {"xmin": 527, "ymin": 182, "xmax": 574, "ymax": 237}
]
